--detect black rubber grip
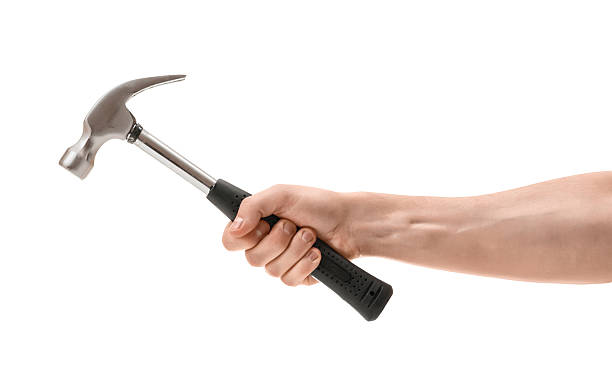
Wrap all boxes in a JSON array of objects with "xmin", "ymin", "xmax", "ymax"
[{"xmin": 207, "ymin": 179, "xmax": 393, "ymax": 321}]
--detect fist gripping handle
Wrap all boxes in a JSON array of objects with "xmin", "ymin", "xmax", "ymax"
[{"xmin": 207, "ymin": 179, "xmax": 393, "ymax": 321}]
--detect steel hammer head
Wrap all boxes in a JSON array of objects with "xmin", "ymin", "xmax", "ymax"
[{"xmin": 59, "ymin": 75, "xmax": 186, "ymax": 179}]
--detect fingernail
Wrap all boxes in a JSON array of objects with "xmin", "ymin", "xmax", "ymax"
[
  {"xmin": 255, "ymin": 229, "xmax": 263, "ymax": 238},
  {"xmin": 301, "ymin": 230, "xmax": 314, "ymax": 242},
  {"xmin": 283, "ymin": 222, "xmax": 295, "ymax": 234},
  {"xmin": 231, "ymin": 217, "xmax": 244, "ymax": 231},
  {"xmin": 309, "ymin": 250, "xmax": 318, "ymax": 262}
]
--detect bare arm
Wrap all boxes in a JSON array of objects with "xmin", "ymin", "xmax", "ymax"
[{"xmin": 222, "ymin": 172, "xmax": 612, "ymax": 285}]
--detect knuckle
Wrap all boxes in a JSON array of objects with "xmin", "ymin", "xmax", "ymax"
[
  {"xmin": 270, "ymin": 184, "xmax": 287, "ymax": 192},
  {"xmin": 303, "ymin": 276, "xmax": 318, "ymax": 286},
  {"xmin": 265, "ymin": 263, "xmax": 282, "ymax": 277},
  {"xmin": 244, "ymin": 250, "xmax": 263, "ymax": 267},
  {"xmin": 239, "ymin": 195, "xmax": 252, "ymax": 208},
  {"xmin": 221, "ymin": 234, "xmax": 233, "ymax": 250},
  {"xmin": 269, "ymin": 184, "xmax": 293, "ymax": 203},
  {"xmin": 281, "ymin": 274, "xmax": 299, "ymax": 287}
]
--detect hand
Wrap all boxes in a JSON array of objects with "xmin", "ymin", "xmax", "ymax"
[{"xmin": 221, "ymin": 185, "xmax": 359, "ymax": 286}]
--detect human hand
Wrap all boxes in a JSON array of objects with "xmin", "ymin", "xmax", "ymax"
[{"xmin": 221, "ymin": 185, "xmax": 360, "ymax": 286}]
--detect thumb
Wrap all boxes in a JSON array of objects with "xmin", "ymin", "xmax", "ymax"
[{"xmin": 229, "ymin": 185, "xmax": 293, "ymax": 237}]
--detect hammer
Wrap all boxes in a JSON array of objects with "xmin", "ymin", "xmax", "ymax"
[{"xmin": 59, "ymin": 75, "xmax": 393, "ymax": 321}]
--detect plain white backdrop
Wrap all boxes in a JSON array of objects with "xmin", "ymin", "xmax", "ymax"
[{"xmin": 1, "ymin": 1, "xmax": 611, "ymax": 389}]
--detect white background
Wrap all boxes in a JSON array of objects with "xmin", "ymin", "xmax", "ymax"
[{"xmin": 1, "ymin": 1, "xmax": 611, "ymax": 389}]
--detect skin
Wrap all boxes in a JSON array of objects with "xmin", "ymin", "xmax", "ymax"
[{"xmin": 222, "ymin": 172, "xmax": 612, "ymax": 286}]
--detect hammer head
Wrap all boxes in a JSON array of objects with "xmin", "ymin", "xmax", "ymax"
[{"xmin": 59, "ymin": 75, "xmax": 186, "ymax": 179}]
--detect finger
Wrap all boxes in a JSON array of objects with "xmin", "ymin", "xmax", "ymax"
[
  {"xmin": 228, "ymin": 185, "xmax": 296, "ymax": 237},
  {"xmin": 222, "ymin": 220, "xmax": 270, "ymax": 251},
  {"xmin": 244, "ymin": 219, "xmax": 296, "ymax": 267},
  {"xmin": 280, "ymin": 248, "xmax": 321, "ymax": 286},
  {"xmin": 265, "ymin": 227, "xmax": 316, "ymax": 278},
  {"xmin": 302, "ymin": 275, "xmax": 319, "ymax": 286}
]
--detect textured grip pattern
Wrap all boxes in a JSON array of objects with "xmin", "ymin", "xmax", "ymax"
[{"xmin": 207, "ymin": 179, "xmax": 393, "ymax": 321}]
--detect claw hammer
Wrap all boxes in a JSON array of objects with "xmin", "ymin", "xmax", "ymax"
[{"xmin": 59, "ymin": 75, "xmax": 393, "ymax": 321}]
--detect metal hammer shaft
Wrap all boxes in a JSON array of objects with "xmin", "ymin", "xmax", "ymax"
[{"xmin": 129, "ymin": 125, "xmax": 217, "ymax": 195}]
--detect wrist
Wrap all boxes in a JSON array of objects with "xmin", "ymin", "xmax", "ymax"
[
  {"xmin": 342, "ymin": 192, "xmax": 481, "ymax": 261},
  {"xmin": 340, "ymin": 191, "xmax": 416, "ymax": 258}
]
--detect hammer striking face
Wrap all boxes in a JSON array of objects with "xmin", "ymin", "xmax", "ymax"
[{"xmin": 59, "ymin": 75, "xmax": 186, "ymax": 179}]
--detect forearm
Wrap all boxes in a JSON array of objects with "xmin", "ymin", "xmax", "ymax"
[{"xmin": 346, "ymin": 172, "xmax": 612, "ymax": 283}]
